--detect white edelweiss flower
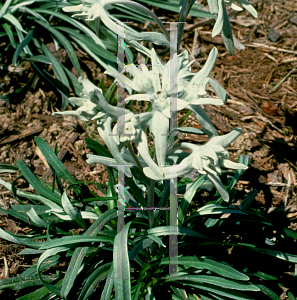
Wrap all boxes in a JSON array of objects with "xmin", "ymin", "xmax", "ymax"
[
  {"xmin": 105, "ymin": 48, "xmax": 194, "ymax": 167},
  {"xmin": 112, "ymin": 116, "xmax": 141, "ymax": 145},
  {"xmin": 53, "ymin": 77, "xmax": 103, "ymax": 121},
  {"xmin": 143, "ymin": 128, "xmax": 248, "ymax": 202},
  {"xmin": 177, "ymin": 47, "xmax": 227, "ymax": 110},
  {"xmin": 53, "ymin": 77, "xmax": 131, "ymax": 122}
]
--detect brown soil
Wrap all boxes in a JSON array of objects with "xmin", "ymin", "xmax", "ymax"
[{"xmin": 0, "ymin": 0, "xmax": 297, "ymax": 298}]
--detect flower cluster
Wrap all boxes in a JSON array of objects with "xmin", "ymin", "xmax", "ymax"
[{"xmin": 55, "ymin": 44, "xmax": 246, "ymax": 200}]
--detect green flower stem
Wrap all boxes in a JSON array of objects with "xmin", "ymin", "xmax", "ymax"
[
  {"xmin": 147, "ymin": 179, "xmax": 155, "ymax": 228},
  {"xmin": 127, "ymin": 142, "xmax": 144, "ymax": 173}
]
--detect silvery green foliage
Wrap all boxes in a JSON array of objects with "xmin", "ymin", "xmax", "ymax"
[
  {"xmin": 207, "ymin": 0, "xmax": 257, "ymax": 54},
  {"xmin": 56, "ymin": 45, "xmax": 247, "ymax": 201},
  {"xmin": 62, "ymin": 0, "xmax": 170, "ymax": 46},
  {"xmin": 208, "ymin": 0, "xmax": 257, "ymax": 37}
]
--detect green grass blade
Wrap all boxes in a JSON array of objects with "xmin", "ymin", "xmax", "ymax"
[
  {"xmin": 34, "ymin": 8, "xmax": 106, "ymax": 49},
  {"xmin": 16, "ymin": 279, "xmax": 63, "ymax": 300},
  {"xmin": 27, "ymin": 207, "xmax": 49, "ymax": 228},
  {"xmin": 0, "ymin": 163, "xmax": 18, "ymax": 173},
  {"xmin": 182, "ymin": 282, "xmax": 254, "ymax": 300},
  {"xmin": 255, "ymin": 285, "xmax": 280, "ymax": 300},
  {"xmin": 171, "ymin": 286, "xmax": 187, "ymax": 300},
  {"xmin": 21, "ymin": 54, "xmax": 51, "ymax": 64},
  {"xmin": 221, "ymin": 1, "xmax": 234, "ymax": 55},
  {"xmin": 136, "ymin": 0, "xmax": 213, "ymax": 18},
  {"xmin": 0, "ymin": 227, "xmax": 45, "ymax": 249},
  {"xmin": 62, "ymin": 64, "xmax": 83, "ymax": 96},
  {"xmin": 70, "ymin": 34, "xmax": 115, "ymax": 71}
]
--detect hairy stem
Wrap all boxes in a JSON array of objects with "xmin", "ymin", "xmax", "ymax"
[{"xmin": 127, "ymin": 142, "xmax": 144, "ymax": 173}]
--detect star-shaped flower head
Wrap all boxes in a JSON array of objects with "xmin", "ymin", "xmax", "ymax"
[
  {"xmin": 178, "ymin": 47, "xmax": 227, "ymax": 109},
  {"xmin": 143, "ymin": 128, "xmax": 248, "ymax": 202},
  {"xmin": 53, "ymin": 77, "xmax": 104, "ymax": 121}
]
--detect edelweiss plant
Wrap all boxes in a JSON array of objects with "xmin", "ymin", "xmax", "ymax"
[{"xmin": 2, "ymin": 1, "xmax": 297, "ymax": 300}]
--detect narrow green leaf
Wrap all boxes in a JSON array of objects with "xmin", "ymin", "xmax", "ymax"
[
  {"xmin": 254, "ymin": 248, "xmax": 297, "ymax": 263},
  {"xmin": 179, "ymin": 175, "xmax": 207, "ymax": 224},
  {"xmin": 100, "ymin": 265, "xmax": 114, "ymax": 300},
  {"xmin": 61, "ymin": 209, "xmax": 117, "ymax": 298},
  {"xmin": 221, "ymin": 0, "xmax": 234, "ymax": 55},
  {"xmin": 12, "ymin": 29, "xmax": 33, "ymax": 66},
  {"xmin": 166, "ymin": 275, "xmax": 259, "ymax": 291},
  {"xmin": 34, "ymin": 19, "xmax": 81, "ymax": 76},
  {"xmin": 2, "ymin": 22, "xmax": 16, "ymax": 48},
  {"xmin": 0, "ymin": 163, "xmax": 18, "ymax": 173},
  {"xmin": 182, "ymin": 282, "xmax": 254, "ymax": 300},
  {"xmin": 2, "ymin": 13, "xmax": 27, "ymax": 33},
  {"xmin": 16, "ymin": 160, "xmax": 61, "ymax": 204},
  {"xmin": 37, "ymin": 247, "xmax": 69, "ymax": 295},
  {"xmin": 62, "ymin": 64, "xmax": 83, "ymax": 96},
  {"xmin": 113, "ymin": 222, "xmax": 132, "ymax": 300},
  {"xmin": 0, "ymin": 0, "xmax": 13, "ymax": 18},
  {"xmin": 136, "ymin": 0, "xmax": 213, "ymax": 18},
  {"xmin": 61, "ymin": 189, "xmax": 87, "ymax": 229},
  {"xmin": 0, "ymin": 177, "xmax": 61, "ymax": 209},
  {"xmin": 34, "ymin": 136, "xmax": 77, "ymax": 186},
  {"xmin": 78, "ymin": 263, "xmax": 112, "ymax": 300},
  {"xmin": 40, "ymin": 235, "xmax": 114, "ymax": 250},
  {"xmin": 57, "ymin": 26, "xmax": 118, "ymax": 63},
  {"xmin": 0, "ymin": 227, "xmax": 44, "ymax": 249},
  {"xmin": 160, "ymin": 256, "xmax": 249, "ymax": 281},
  {"xmin": 41, "ymin": 43, "xmax": 70, "ymax": 109},
  {"xmin": 0, "ymin": 274, "xmax": 59, "ymax": 290},
  {"xmin": 34, "ymin": 8, "xmax": 107, "ymax": 48},
  {"xmin": 27, "ymin": 207, "xmax": 48, "ymax": 228}
]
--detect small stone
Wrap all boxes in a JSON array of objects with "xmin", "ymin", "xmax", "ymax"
[
  {"xmin": 289, "ymin": 16, "xmax": 297, "ymax": 26},
  {"xmin": 267, "ymin": 27, "xmax": 281, "ymax": 43}
]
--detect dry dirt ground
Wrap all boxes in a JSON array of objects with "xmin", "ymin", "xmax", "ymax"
[{"xmin": 0, "ymin": 0, "xmax": 297, "ymax": 298}]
